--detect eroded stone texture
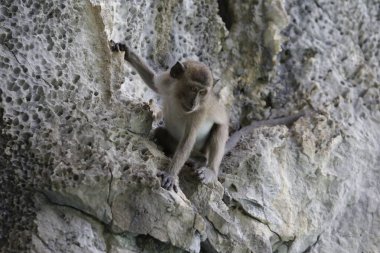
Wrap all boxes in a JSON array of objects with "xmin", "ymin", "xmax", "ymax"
[
  {"xmin": 31, "ymin": 194, "xmax": 107, "ymax": 253},
  {"xmin": 273, "ymin": 1, "xmax": 380, "ymax": 252},
  {"xmin": 1, "ymin": 0, "xmax": 379, "ymax": 253}
]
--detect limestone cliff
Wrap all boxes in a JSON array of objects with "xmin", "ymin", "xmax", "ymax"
[{"xmin": 0, "ymin": 0, "xmax": 379, "ymax": 252}]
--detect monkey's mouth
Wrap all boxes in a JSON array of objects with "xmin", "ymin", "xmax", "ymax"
[{"xmin": 181, "ymin": 103, "xmax": 196, "ymax": 113}]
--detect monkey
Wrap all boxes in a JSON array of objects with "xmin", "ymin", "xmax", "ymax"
[
  {"xmin": 110, "ymin": 41, "xmax": 229, "ymax": 192},
  {"xmin": 110, "ymin": 41, "xmax": 311, "ymax": 192}
]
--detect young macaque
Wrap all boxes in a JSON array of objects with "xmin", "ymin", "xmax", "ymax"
[{"xmin": 110, "ymin": 41, "xmax": 228, "ymax": 192}]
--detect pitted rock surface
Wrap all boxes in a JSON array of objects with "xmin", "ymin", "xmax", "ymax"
[{"xmin": 1, "ymin": 0, "xmax": 379, "ymax": 253}]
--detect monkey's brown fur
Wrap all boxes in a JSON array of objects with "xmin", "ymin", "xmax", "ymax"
[
  {"xmin": 110, "ymin": 40, "xmax": 309, "ymax": 192},
  {"xmin": 110, "ymin": 41, "xmax": 228, "ymax": 192}
]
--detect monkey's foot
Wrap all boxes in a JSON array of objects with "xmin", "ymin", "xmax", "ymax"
[
  {"xmin": 109, "ymin": 40, "xmax": 128, "ymax": 52},
  {"xmin": 157, "ymin": 171, "xmax": 178, "ymax": 192},
  {"xmin": 197, "ymin": 167, "xmax": 217, "ymax": 184}
]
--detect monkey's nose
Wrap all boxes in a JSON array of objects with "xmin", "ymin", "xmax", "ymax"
[
  {"xmin": 190, "ymin": 102, "xmax": 197, "ymax": 110},
  {"xmin": 190, "ymin": 98, "xmax": 197, "ymax": 107}
]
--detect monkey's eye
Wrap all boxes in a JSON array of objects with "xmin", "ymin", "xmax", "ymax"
[
  {"xmin": 199, "ymin": 89, "xmax": 207, "ymax": 96},
  {"xmin": 190, "ymin": 86, "xmax": 198, "ymax": 92}
]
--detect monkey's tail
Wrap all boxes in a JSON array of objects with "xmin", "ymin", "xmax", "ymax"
[{"xmin": 224, "ymin": 110, "xmax": 310, "ymax": 154}]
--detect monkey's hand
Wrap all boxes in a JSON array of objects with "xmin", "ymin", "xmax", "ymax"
[
  {"xmin": 197, "ymin": 167, "xmax": 217, "ymax": 184},
  {"xmin": 157, "ymin": 171, "xmax": 178, "ymax": 192},
  {"xmin": 109, "ymin": 40, "xmax": 129, "ymax": 54}
]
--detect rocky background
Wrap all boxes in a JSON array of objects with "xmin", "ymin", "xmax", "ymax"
[{"xmin": 0, "ymin": 0, "xmax": 379, "ymax": 252}]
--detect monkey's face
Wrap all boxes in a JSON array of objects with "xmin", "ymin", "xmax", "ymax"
[
  {"xmin": 170, "ymin": 60, "xmax": 213, "ymax": 113},
  {"xmin": 177, "ymin": 83, "xmax": 210, "ymax": 113}
]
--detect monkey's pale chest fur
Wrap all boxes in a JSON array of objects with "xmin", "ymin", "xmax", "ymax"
[{"xmin": 163, "ymin": 99, "xmax": 213, "ymax": 150}]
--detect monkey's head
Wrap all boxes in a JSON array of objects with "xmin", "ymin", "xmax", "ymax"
[{"xmin": 170, "ymin": 60, "xmax": 213, "ymax": 113}]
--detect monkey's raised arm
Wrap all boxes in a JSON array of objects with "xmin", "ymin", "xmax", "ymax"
[{"xmin": 110, "ymin": 40, "xmax": 158, "ymax": 93}]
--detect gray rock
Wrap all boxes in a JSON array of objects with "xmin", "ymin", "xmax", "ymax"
[{"xmin": 0, "ymin": 0, "xmax": 379, "ymax": 253}]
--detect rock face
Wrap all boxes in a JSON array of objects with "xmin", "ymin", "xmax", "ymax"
[{"xmin": 0, "ymin": 0, "xmax": 379, "ymax": 252}]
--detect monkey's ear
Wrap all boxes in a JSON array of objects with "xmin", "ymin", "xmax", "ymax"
[{"xmin": 170, "ymin": 61, "xmax": 185, "ymax": 79}]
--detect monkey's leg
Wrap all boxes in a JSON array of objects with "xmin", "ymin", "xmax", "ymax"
[
  {"xmin": 153, "ymin": 127, "xmax": 178, "ymax": 157},
  {"xmin": 197, "ymin": 124, "xmax": 228, "ymax": 183}
]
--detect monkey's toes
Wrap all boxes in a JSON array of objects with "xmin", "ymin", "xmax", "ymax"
[{"xmin": 197, "ymin": 167, "xmax": 216, "ymax": 184}]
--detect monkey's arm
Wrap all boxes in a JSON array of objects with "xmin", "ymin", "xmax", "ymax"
[
  {"xmin": 126, "ymin": 50, "xmax": 158, "ymax": 92},
  {"xmin": 170, "ymin": 126, "xmax": 198, "ymax": 175},
  {"xmin": 225, "ymin": 111, "xmax": 309, "ymax": 154},
  {"xmin": 110, "ymin": 41, "xmax": 158, "ymax": 93},
  {"xmin": 159, "ymin": 124, "xmax": 198, "ymax": 191}
]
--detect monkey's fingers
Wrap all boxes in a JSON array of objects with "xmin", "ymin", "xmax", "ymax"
[
  {"xmin": 163, "ymin": 177, "xmax": 173, "ymax": 190},
  {"xmin": 157, "ymin": 171, "xmax": 178, "ymax": 192},
  {"xmin": 109, "ymin": 41, "xmax": 127, "ymax": 52},
  {"xmin": 157, "ymin": 171, "xmax": 169, "ymax": 188},
  {"xmin": 118, "ymin": 43, "xmax": 127, "ymax": 52},
  {"xmin": 109, "ymin": 40, "xmax": 118, "ymax": 51},
  {"xmin": 162, "ymin": 176, "xmax": 169, "ymax": 187}
]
